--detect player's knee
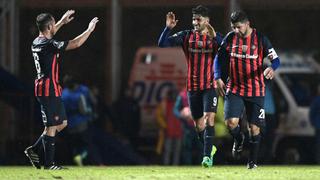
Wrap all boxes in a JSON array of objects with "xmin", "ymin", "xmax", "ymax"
[
  {"xmin": 249, "ymin": 124, "xmax": 260, "ymax": 135},
  {"xmin": 61, "ymin": 121, "xmax": 68, "ymax": 129},
  {"xmin": 45, "ymin": 126, "xmax": 57, "ymax": 136},
  {"xmin": 57, "ymin": 121, "xmax": 67, "ymax": 131},
  {"xmin": 195, "ymin": 119, "xmax": 206, "ymax": 131},
  {"xmin": 204, "ymin": 113, "xmax": 215, "ymax": 126},
  {"xmin": 226, "ymin": 119, "xmax": 238, "ymax": 130}
]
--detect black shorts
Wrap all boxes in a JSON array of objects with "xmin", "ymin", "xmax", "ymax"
[
  {"xmin": 36, "ymin": 96, "xmax": 67, "ymax": 127},
  {"xmin": 187, "ymin": 89, "xmax": 218, "ymax": 120},
  {"xmin": 224, "ymin": 93, "xmax": 265, "ymax": 127}
]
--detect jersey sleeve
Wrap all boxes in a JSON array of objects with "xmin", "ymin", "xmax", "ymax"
[
  {"xmin": 215, "ymin": 32, "xmax": 224, "ymax": 46},
  {"xmin": 158, "ymin": 27, "xmax": 189, "ymax": 47},
  {"xmin": 214, "ymin": 34, "xmax": 230, "ymax": 81},
  {"xmin": 50, "ymin": 39, "xmax": 69, "ymax": 53},
  {"xmin": 262, "ymin": 36, "xmax": 278, "ymax": 60}
]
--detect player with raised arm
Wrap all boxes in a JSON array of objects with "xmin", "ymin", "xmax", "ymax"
[
  {"xmin": 25, "ymin": 10, "xmax": 98, "ymax": 170},
  {"xmin": 158, "ymin": 5, "xmax": 223, "ymax": 167},
  {"xmin": 214, "ymin": 11, "xmax": 280, "ymax": 169}
]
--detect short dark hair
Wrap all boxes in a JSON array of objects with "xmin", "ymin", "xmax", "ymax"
[
  {"xmin": 192, "ymin": 5, "xmax": 209, "ymax": 17},
  {"xmin": 36, "ymin": 13, "xmax": 54, "ymax": 32},
  {"xmin": 230, "ymin": 11, "xmax": 248, "ymax": 24}
]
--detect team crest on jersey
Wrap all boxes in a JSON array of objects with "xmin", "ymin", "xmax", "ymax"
[
  {"xmin": 53, "ymin": 41, "xmax": 64, "ymax": 49},
  {"xmin": 197, "ymin": 41, "xmax": 204, "ymax": 48},
  {"xmin": 242, "ymin": 45, "xmax": 248, "ymax": 52}
]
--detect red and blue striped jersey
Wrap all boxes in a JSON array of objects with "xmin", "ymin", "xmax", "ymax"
[
  {"xmin": 158, "ymin": 27, "xmax": 222, "ymax": 91},
  {"xmin": 215, "ymin": 29, "xmax": 279, "ymax": 97},
  {"xmin": 31, "ymin": 36, "xmax": 68, "ymax": 97}
]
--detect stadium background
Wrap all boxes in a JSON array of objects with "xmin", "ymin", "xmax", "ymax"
[{"xmin": 0, "ymin": 0, "xmax": 319, "ymax": 165}]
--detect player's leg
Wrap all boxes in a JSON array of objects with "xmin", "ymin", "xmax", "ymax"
[
  {"xmin": 42, "ymin": 97, "xmax": 67, "ymax": 170},
  {"xmin": 187, "ymin": 91, "xmax": 205, "ymax": 142},
  {"xmin": 25, "ymin": 98, "xmax": 49, "ymax": 169},
  {"xmin": 245, "ymin": 97, "xmax": 264, "ymax": 169},
  {"xmin": 187, "ymin": 91, "xmax": 206, "ymax": 166},
  {"xmin": 224, "ymin": 93, "xmax": 245, "ymax": 158},
  {"xmin": 24, "ymin": 132, "xmax": 44, "ymax": 169},
  {"xmin": 43, "ymin": 125, "xmax": 58, "ymax": 169},
  {"xmin": 202, "ymin": 89, "xmax": 219, "ymax": 166}
]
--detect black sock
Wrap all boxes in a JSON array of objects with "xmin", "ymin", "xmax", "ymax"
[
  {"xmin": 249, "ymin": 134, "xmax": 261, "ymax": 164},
  {"xmin": 31, "ymin": 135, "xmax": 43, "ymax": 149},
  {"xmin": 229, "ymin": 125, "xmax": 244, "ymax": 143},
  {"xmin": 197, "ymin": 129, "xmax": 205, "ymax": 145},
  {"xmin": 204, "ymin": 126, "xmax": 214, "ymax": 157},
  {"xmin": 42, "ymin": 135, "xmax": 56, "ymax": 167}
]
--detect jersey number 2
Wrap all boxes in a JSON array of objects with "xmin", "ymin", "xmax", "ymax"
[{"xmin": 33, "ymin": 52, "xmax": 41, "ymax": 74}]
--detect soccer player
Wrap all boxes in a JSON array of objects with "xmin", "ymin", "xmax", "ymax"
[
  {"xmin": 25, "ymin": 10, "xmax": 98, "ymax": 170},
  {"xmin": 158, "ymin": 5, "xmax": 222, "ymax": 167},
  {"xmin": 214, "ymin": 11, "xmax": 280, "ymax": 169}
]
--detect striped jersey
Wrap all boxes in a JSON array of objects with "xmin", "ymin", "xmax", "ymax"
[
  {"xmin": 217, "ymin": 29, "xmax": 278, "ymax": 97},
  {"xmin": 159, "ymin": 28, "xmax": 222, "ymax": 91},
  {"xmin": 31, "ymin": 36, "xmax": 68, "ymax": 97}
]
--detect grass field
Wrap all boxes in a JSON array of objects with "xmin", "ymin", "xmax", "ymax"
[{"xmin": 0, "ymin": 166, "xmax": 320, "ymax": 179}]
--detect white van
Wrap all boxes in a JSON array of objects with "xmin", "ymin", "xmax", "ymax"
[
  {"xmin": 272, "ymin": 52, "xmax": 320, "ymax": 163},
  {"xmin": 128, "ymin": 47, "xmax": 187, "ymax": 137}
]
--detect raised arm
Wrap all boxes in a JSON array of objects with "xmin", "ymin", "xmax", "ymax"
[
  {"xmin": 65, "ymin": 17, "xmax": 99, "ymax": 51},
  {"xmin": 54, "ymin": 10, "xmax": 75, "ymax": 33},
  {"xmin": 158, "ymin": 12, "xmax": 178, "ymax": 47}
]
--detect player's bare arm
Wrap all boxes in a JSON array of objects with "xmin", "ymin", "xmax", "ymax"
[
  {"xmin": 166, "ymin": 12, "xmax": 178, "ymax": 29},
  {"xmin": 205, "ymin": 23, "xmax": 216, "ymax": 39},
  {"xmin": 66, "ymin": 17, "xmax": 99, "ymax": 51},
  {"xmin": 216, "ymin": 78, "xmax": 226, "ymax": 96},
  {"xmin": 55, "ymin": 10, "xmax": 75, "ymax": 33}
]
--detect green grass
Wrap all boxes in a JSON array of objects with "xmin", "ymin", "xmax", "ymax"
[{"xmin": 0, "ymin": 166, "xmax": 320, "ymax": 179}]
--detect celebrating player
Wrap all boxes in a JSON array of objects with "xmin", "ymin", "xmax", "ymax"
[
  {"xmin": 158, "ymin": 5, "xmax": 223, "ymax": 167},
  {"xmin": 25, "ymin": 10, "xmax": 98, "ymax": 170},
  {"xmin": 214, "ymin": 11, "xmax": 280, "ymax": 169}
]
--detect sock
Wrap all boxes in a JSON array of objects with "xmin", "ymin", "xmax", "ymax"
[
  {"xmin": 197, "ymin": 129, "xmax": 205, "ymax": 145},
  {"xmin": 31, "ymin": 135, "xmax": 43, "ymax": 149},
  {"xmin": 229, "ymin": 125, "xmax": 244, "ymax": 143},
  {"xmin": 204, "ymin": 126, "xmax": 214, "ymax": 157},
  {"xmin": 249, "ymin": 134, "xmax": 261, "ymax": 164},
  {"xmin": 42, "ymin": 135, "xmax": 56, "ymax": 167}
]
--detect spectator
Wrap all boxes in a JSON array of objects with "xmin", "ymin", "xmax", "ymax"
[
  {"xmin": 62, "ymin": 75, "xmax": 94, "ymax": 166},
  {"xmin": 173, "ymin": 88, "xmax": 201, "ymax": 165},
  {"xmin": 157, "ymin": 88, "xmax": 183, "ymax": 165}
]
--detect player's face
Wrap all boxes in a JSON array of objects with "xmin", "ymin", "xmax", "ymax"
[
  {"xmin": 231, "ymin": 21, "xmax": 249, "ymax": 37},
  {"xmin": 192, "ymin": 14, "xmax": 208, "ymax": 32}
]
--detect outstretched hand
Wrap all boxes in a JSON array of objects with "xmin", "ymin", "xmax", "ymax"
[
  {"xmin": 88, "ymin": 17, "xmax": 99, "ymax": 32},
  {"xmin": 60, "ymin": 10, "xmax": 75, "ymax": 24},
  {"xmin": 166, "ymin": 12, "xmax": 178, "ymax": 29}
]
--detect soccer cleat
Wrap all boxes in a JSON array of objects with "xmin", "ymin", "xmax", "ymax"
[
  {"xmin": 247, "ymin": 161, "xmax": 258, "ymax": 169},
  {"xmin": 201, "ymin": 156, "xmax": 212, "ymax": 168},
  {"xmin": 44, "ymin": 164, "xmax": 67, "ymax": 170},
  {"xmin": 24, "ymin": 146, "xmax": 41, "ymax": 169},
  {"xmin": 73, "ymin": 155, "xmax": 83, "ymax": 166},
  {"xmin": 210, "ymin": 145, "xmax": 217, "ymax": 160},
  {"xmin": 232, "ymin": 133, "xmax": 245, "ymax": 159}
]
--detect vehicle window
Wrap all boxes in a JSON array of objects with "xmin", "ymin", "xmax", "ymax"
[
  {"xmin": 281, "ymin": 73, "xmax": 320, "ymax": 107},
  {"xmin": 140, "ymin": 53, "xmax": 157, "ymax": 64}
]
